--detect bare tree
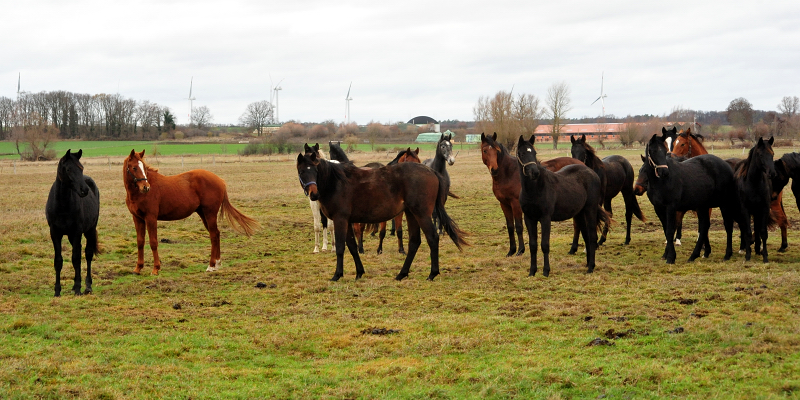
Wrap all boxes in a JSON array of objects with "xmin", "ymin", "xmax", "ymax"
[
  {"xmin": 366, "ymin": 122, "xmax": 389, "ymax": 150},
  {"xmin": 0, "ymin": 97, "xmax": 13, "ymax": 139},
  {"xmin": 473, "ymin": 95, "xmax": 493, "ymax": 136},
  {"xmin": 191, "ymin": 105, "xmax": 213, "ymax": 129},
  {"xmin": 514, "ymin": 93, "xmax": 543, "ymax": 141},
  {"xmin": 618, "ymin": 120, "xmax": 640, "ymax": 147},
  {"xmin": 778, "ymin": 96, "xmax": 799, "ymax": 118},
  {"xmin": 11, "ymin": 113, "xmax": 58, "ymax": 161},
  {"xmin": 239, "ymin": 100, "xmax": 274, "ymax": 136},
  {"xmin": 546, "ymin": 82, "xmax": 572, "ymax": 149}
]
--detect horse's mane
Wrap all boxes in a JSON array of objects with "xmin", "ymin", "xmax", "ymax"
[
  {"xmin": 581, "ymin": 141, "xmax": 603, "ymax": 168},
  {"xmin": 126, "ymin": 154, "xmax": 159, "ymax": 173},
  {"xmin": 317, "ymin": 148, "xmax": 327, "ymax": 160},
  {"xmin": 387, "ymin": 149, "xmax": 406, "ymax": 165},
  {"xmin": 328, "ymin": 143, "xmax": 350, "ymax": 163},
  {"xmin": 779, "ymin": 153, "xmax": 800, "ymax": 176},
  {"xmin": 734, "ymin": 147, "xmax": 755, "ymax": 179},
  {"xmin": 318, "ymin": 158, "xmax": 348, "ymax": 186}
]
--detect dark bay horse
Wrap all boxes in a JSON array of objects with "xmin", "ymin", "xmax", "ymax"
[
  {"xmin": 481, "ymin": 132, "xmax": 525, "ymax": 256},
  {"xmin": 123, "ymin": 149, "xmax": 259, "ymax": 274},
  {"xmin": 46, "ymin": 149, "xmax": 100, "ymax": 296},
  {"xmin": 297, "ymin": 149, "xmax": 467, "ymax": 281},
  {"xmin": 771, "ymin": 152, "xmax": 800, "ymax": 250},
  {"xmin": 388, "ymin": 147, "xmax": 422, "ymax": 254},
  {"xmin": 570, "ymin": 134, "xmax": 645, "ymax": 246},
  {"xmin": 734, "ymin": 137, "xmax": 777, "ymax": 262},
  {"xmin": 643, "ymin": 129, "xmax": 748, "ymax": 263},
  {"xmin": 517, "ymin": 136, "xmax": 608, "ymax": 276}
]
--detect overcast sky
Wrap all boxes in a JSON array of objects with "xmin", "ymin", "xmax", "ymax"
[{"xmin": 3, "ymin": 0, "xmax": 800, "ymax": 125}]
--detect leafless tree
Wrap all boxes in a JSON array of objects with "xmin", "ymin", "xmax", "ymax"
[
  {"xmin": 514, "ymin": 93, "xmax": 543, "ymax": 141},
  {"xmin": 11, "ymin": 113, "xmax": 58, "ymax": 161},
  {"xmin": 618, "ymin": 120, "xmax": 640, "ymax": 147},
  {"xmin": 546, "ymin": 82, "xmax": 572, "ymax": 149},
  {"xmin": 239, "ymin": 100, "xmax": 274, "ymax": 136},
  {"xmin": 191, "ymin": 105, "xmax": 213, "ymax": 129},
  {"xmin": 0, "ymin": 97, "xmax": 13, "ymax": 139},
  {"xmin": 366, "ymin": 122, "xmax": 389, "ymax": 150},
  {"xmin": 778, "ymin": 96, "xmax": 799, "ymax": 118},
  {"xmin": 474, "ymin": 91, "xmax": 541, "ymax": 149}
]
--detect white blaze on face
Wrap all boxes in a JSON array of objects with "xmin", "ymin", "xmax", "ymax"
[
  {"xmin": 138, "ymin": 161, "xmax": 147, "ymax": 180},
  {"xmin": 665, "ymin": 137, "xmax": 673, "ymax": 152}
]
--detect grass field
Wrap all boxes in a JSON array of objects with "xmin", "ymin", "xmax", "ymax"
[{"xmin": 1, "ymin": 145, "xmax": 799, "ymax": 399}]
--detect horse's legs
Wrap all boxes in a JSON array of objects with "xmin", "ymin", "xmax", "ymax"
[
  {"xmin": 331, "ymin": 218, "xmax": 348, "ymax": 281},
  {"xmin": 376, "ymin": 221, "xmax": 386, "ymax": 255},
  {"xmin": 390, "ymin": 218, "xmax": 396, "ymax": 236},
  {"xmin": 396, "ymin": 212, "xmax": 421, "ymax": 281},
  {"xmin": 779, "ymin": 220, "xmax": 788, "ymax": 252},
  {"xmin": 416, "ymin": 214, "xmax": 441, "ymax": 281},
  {"xmin": 321, "ymin": 213, "xmax": 330, "ymax": 251},
  {"xmin": 133, "ymin": 216, "xmax": 146, "ymax": 274},
  {"xmin": 540, "ymin": 217, "xmax": 553, "ymax": 277},
  {"xmin": 578, "ymin": 212, "xmax": 596, "ymax": 273},
  {"xmin": 84, "ymin": 228, "xmax": 97, "ymax": 294},
  {"xmin": 67, "ymin": 233, "xmax": 83, "ymax": 295},
  {"xmin": 394, "ymin": 214, "xmax": 405, "ymax": 254},
  {"xmin": 510, "ymin": 200, "xmax": 525, "ymax": 256},
  {"xmin": 598, "ymin": 199, "xmax": 612, "ymax": 246},
  {"xmin": 756, "ymin": 211, "xmax": 769, "ymax": 263},
  {"xmin": 327, "ymin": 219, "xmax": 335, "ymax": 250},
  {"xmin": 499, "ymin": 202, "xmax": 517, "ymax": 257},
  {"xmin": 523, "ymin": 213, "xmax": 538, "ymax": 276},
  {"xmin": 653, "ymin": 207, "xmax": 669, "ymax": 260},
  {"xmin": 721, "ymin": 209, "xmax": 735, "ymax": 261},
  {"xmin": 51, "ymin": 229, "xmax": 63, "ymax": 297},
  {"xmin": 688, "ymin": 209, "xmax": 710, "ymax": 262},
  {"xmin": 674, "ymin": 211, "xmax": 684, "ymax": 246},
  {"xmin": 310, "ymin": 200, "xmax": 321, "ymax": 253},
  {"xmin": 353, "ymin": 223, "xmax": 365, "ymax": 254},
  {"xmin": 568, "ymin": 220, "xmax": 580, "ymax": 255},
  {"xmin": 200, "ymin": 208, "xmax": 221, "ymax": 271},
  {"xmin": 345, "ymin": 224, "xmax": 365, "ymax": 279},
  {"xmin": 145, "ymin": 217, "xmax": 161, "ymax": 275}
]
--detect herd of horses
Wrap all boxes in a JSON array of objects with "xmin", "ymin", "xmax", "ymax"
[{"xmin": 44, "ymin": 129, "xmax": 800, "ymax": 296}]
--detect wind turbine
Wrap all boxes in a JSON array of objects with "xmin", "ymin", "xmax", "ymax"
[
  {"xmin": 345, "ymin": 82, "xmax": 353, "ymax": 124},
  {"xmin": 187, "ymin": 77, "xmax": 196, "ymax": 125},
  {"xmin": 16, "ymin": 73, "xmax": 20, "ymax": 100},
  {"xmin": 591, "ymin": 72, "xmax": 608, "ymax": 118},
  {"xmin": 273, "ymin": 78, "xmax": 284, "ymax": 124}
]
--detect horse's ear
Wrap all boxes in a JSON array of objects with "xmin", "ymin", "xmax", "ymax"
[
  {"xmin": 529, "ymin": 135, "xmax": 537, "ymax": 145},
  {"xmin": 313, "ymin": 143, "xmax": 320, "ymax": 151},
  {"xmin": 570, "ymin": 135, "xmax": 576, "ymax": 144},
  {"xmin": 757, "ymin": 137, "xmax": 764, "ymax": 145},
  {"xmin": 296, "ymin": 153, "xmax": 303, "ymax": 164},
  {"xmin": 414, "ymin": 147, "xmax": 420, "ymax": 154},
  {"xmin": 518, "ymin": 135, "xmax": 526, "ymax": 148},
  {"xmin": 304, "ymin": 143, "xmax": 312, "ymax": 153},
  {"xmin": 129, "ymin": 149, "xmax": 137, "ymax": 159},
  {"xmin": 581, "ymin": 134, "xmax": 586, "ymax": 143},
  {"xmin": 440, "ymin": 134, "xmax": 445, "ymax": 141},
  {"xmin": 769, "ymin": 136, "xmax": 775, "ymax": 145},
  {"xmin": 138, "ymin": 149, "xmax": 146, "ymax": 158},
  {"xmin": 75, "ymin": 149, "xmax": 82, "ymax": 159},
  {"xmin": 491, "ymin": 132, "xmax": 497, "ymax": 141},
  {"xmin": 65, "ymin": 149, "xmax": 72, "ymax": 158},
  {"xmin": 480, "ymin": 132, "xmax": 486, "ymax": 142}
]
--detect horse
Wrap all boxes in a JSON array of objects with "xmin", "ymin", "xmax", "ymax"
[
  {"xmin": 387, "ymin": 147, "xmax": 422, "ymax": 254},
  {"xmin": 642, "ymin": 129, "xmax": 749, "ymax": 263},
  {"xmin": 734, "ymin": 137, "xmax": 777, "ymax": 262},
  {"xmin": 45, "ymin": 149, "xmax": 100, "ymax": 296},
  {"xmin": 516, "ymin": 136, "xmax": 608, "ymax": 276},
  {"xmin": 303, "ymin": 143, "xmax": 333, "ymax": 253},
  {"xmin": 423, "ymin": 134, "xmax": 459, "ymax": 199},
  {"xmin": 297, "ymin": 148, "xmax": 467, "ymax": 281},
  {"xmin": 570, "ymin": 134, "xmax": 645, "ymax": 246},
  {"xmin": 481, "ymin": 132, "xmax": 525, "ymax": 256},
  {"xmin": 670, "ymin": 128, "xmax": 706, "ymax": 159},
  {"xmin": 771, "ymin": 152, "xmax": 800, "ymax": 250},
  {"xmin": 123, "ymin": 149, "xmax": 260, "ymax": 274}
]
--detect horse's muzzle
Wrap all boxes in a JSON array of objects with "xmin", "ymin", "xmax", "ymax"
[{"xmin": 139, "ymin": 184, "xmax": 150, "ymax": 194}]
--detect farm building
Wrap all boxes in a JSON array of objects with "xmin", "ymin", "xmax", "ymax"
[
  {"xmin": 408, "ymin": 116, "xmax": 440, "ymax": 133},
  {"xmin": 533, "ymin": 123, "xmax": 626, "ymax": 142}
]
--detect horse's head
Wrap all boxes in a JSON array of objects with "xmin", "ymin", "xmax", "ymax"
[
  {"xmin": 755, "ymin": 136, "xmax": 777, "ymax": 178},
  {"xmin": 438, "ymin": 134, "xmax": 456, "ymax": 166},
  {"xmin": 663, "ymin": 126, "xmax": 678, "ymax": 152},
  {"xmin": 124, "ymin": 149, "xmax": 151, "ymax": 193},
  {"xmin": 400, "ymin": 147, "xmax": 421, "ymax": 163},
  {"xmin": 570, "ymin": 134, "xmax": 590, "ymax": 163},
  {"xmin": 672, "ymin": 127, "xmax": 706, "ymax": 158},
  {"xmin": 328, "ymin": 142, "xmax": 350, "ymax": 163},
  {"xmin": 480, "ymin": 132, "xmax": 503, "ymax": 175},
  {"xmin": 296, "ymin": 152, "xmax": 321, "ymax": 201},
  {"xmin": 647, "ymin": 132, "xmax": 671, "ymax": 179},
  {"xmin": 516, "ymin": 135, "xmax": 540, "ymax": 180},
  {"xmin": 633, "ymin": 156, "xmax": 648, "ymax": 196},
  {"xmin": 58, "ymin": 149, "xmax": 90, "ymax": 197}
]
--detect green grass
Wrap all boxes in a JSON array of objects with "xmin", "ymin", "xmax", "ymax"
[{"xmin": 0, "ymin": 147, "xmax": 799, "ymax": 399}]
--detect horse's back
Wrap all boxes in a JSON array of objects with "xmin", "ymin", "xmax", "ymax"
[
  {"xmin": 46, "ymin": 178, "xmax": 100, "ymax": 234},
  {"xmin": 602, "ymin": 155, "xmax": 633, "ymax": 197}
]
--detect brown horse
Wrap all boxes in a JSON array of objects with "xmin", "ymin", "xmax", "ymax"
[
  {"xmin": 297, "ymin": 148, "xmax": 467, "ymax": 281},
  {"xmin": 123, "ymin": 150, "xmax": 259, "ymax": 274},
  {"xmin": 671, "ymin": 128, "xmax": 707, "ymax": 158},
  {"xmin": 388, "ymin": 147, "xmax": 422, "ymax": 254}
]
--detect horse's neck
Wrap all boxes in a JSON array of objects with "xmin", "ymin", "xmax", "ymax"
[
  {"xmin": 497, "ymin": 152, "xmax": 519, "ymax": 178},
  {"xmin": 585, "ymin": 153, "xmax": 603, "ymax": 170},
  {"xmin": 745, "ymin": 155, "xmax": 767, "ymax": 184},
  {"xmin": 429, "ymin": 151, "xmax": 447, "ymax": 173},
  {"xmin": 52, "ymin": 178, "xmax": 79, "ymax": 210},
  {"xmin": 692, "ymin": 140, "xmax": 708, "ymax": 156}
]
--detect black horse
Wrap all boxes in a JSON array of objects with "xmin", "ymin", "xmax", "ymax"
[
  {"xmin": 516, "ymin": 136, "xmax": 608, "ymax": 276},
  {"xmin": 570, "ymin": 134, "xmax": 645, "ymax": 246},
  {"xmin": 45, "ymin": 149, "xmax": 100, "ymax": 296},
  {"xmin": 643, "ymin": 129, "xmax": 749, "ymax": 263},
  {"xmin": 297, "ymin": 148, "xmax": 467, "ymax": 281},
  {"xmin": 735, "ymin": 137, "xmax": 777, "ymax": 263},
  {"xmin": 423, "ymin": 133, "xmax": 458, "ymax": 199}
]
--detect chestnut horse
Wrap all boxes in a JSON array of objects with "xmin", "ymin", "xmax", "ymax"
[
  {"xmin": 480, "ymin": 133, "xmax": 581, "ymax": 257},
  {"xmin": 123, "ymin": 150, "xmax": 259, "ymax": 274},
  {"xmin": 570, "ymin": 134, "xmax": 645, "ymax": 246},
  {"xmin": 297, "ymin": 148, "xmax": 467, "ymax": 281}
]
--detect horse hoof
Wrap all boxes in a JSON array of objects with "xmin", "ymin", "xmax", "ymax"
[
  {"xmin": 355, "ymin": 274, "xmax": 363, "ymax": 280},
  {"xmin": 506, "ymin": 251, "xmax": 515, "ymax": 257},
  {"xmin": 568, "ymin": 250, "xmax": 577, "ymax": 255},
  {"xmin": 395, "ymin": 273, "xmax": 408, "ymax": 281},
  {"xmin": 778, "ymin": 246, "xmax": 787, "ymax": 253},
  {"xmin": 426, "ymin": 274, "xmax": 438, "ymax": 281},
  {"xmin": 543, "ymin": 271, "xmax": 550, "ymax": 277},
  {"xmin": 331, "ymin": 275, "xmax": 342, "ymax": 282},
  {"xmin": 83, "ymin": 289, "xmax": 93, "ymax": 295},
  {"xmin": 313, "ymin": 248, "xmax": 320, "ymax": 254},
  {"xmin": 515, "ymin": 250, "xmax": 525, "ymax": 256},
  {"xmin": 398, "ymin": 250, "xmax": 406, "ymax": 255},
  {"xmin": 376, "ymin": 249, "xmax": 383, "ymax": 255},
  {"xmin": 133, "ymin": 267, "xmax": 143, "ymax": 275},
  {"xmin": 675, "ymin": 239, "xmax": 682, "ymax": 246}
]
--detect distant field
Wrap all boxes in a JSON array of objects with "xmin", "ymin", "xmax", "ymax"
[
  {"xmin": 1, "ymin": 146, "xmax": 798, "ymax": 398},
  {"xmin": 0, "ymin": 140, "xmax": 482, "ymax": 160}
]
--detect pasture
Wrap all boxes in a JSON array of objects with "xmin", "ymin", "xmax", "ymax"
[{"xmin": 1, "ymin": 145, "xmax": 799, "ymax": 399}]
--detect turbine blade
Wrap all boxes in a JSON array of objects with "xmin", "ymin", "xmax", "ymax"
[
  {"xmin": 591, "ymin": 96, "xmax": 602, "ymax": 105},
  {"xmin": 189, "ymin": 77, "xmax": 193, "ymax": 98},
  {"xmin": 346, "ymin": 82, "xmax": 352, "ymax": 99}
]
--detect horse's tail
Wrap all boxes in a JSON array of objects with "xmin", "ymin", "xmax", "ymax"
[
  {"xmin": 596, "ymin": 206, "xmax": 613, "ymax": 237},
  {"xmin": 220, "ymin": 192, "xmax": 260, "ymax": 236},
  {"xmin": 364, "ymin": 223, "xmax": 381, "ymax": 234},
  {"xmin": 433, "ymin": 173, "xmax": 468, "ymax": 250},
  {"xmin": 447, "ymin": 190, "xmax": 461, "ymax": 199},
  {"xmin": 623, "ymin": 190, "xmax": 646, "ymax": 222},
  {"xmin": 92, "ymin": 229, "xmax": 103, "ymax": 255}
]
